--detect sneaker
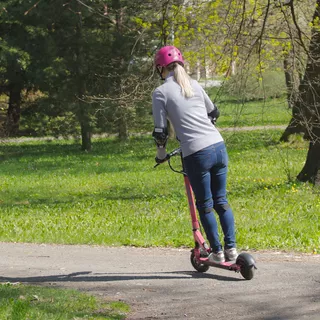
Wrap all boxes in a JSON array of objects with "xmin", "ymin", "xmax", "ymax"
[
  {"xmin": 208, "ymin": 251, "xmax": 225, "ymax": 264},
  {"xmin": 224, "ymin": 248, "xmax": 238, "ymax": 261}
]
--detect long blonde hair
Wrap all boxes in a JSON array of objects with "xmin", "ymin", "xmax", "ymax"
[{"xmin": 167, "ymin": 62, "xmax": 194, "ymax": 98}]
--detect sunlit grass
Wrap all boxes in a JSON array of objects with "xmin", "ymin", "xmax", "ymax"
[
  {"xmin": 207, "ymin": 88, "xmax": 291, "ymax": 127},
  {"xmin": 0, "ymin": 283, "xmax": 129, "ymax": 320},
  {"xmin": 218, "ymin": 98, "xmax": 290, "ymax": 127},
  {"xmin": 0, "ymin": 130, "xmax": 319, "ymax": 253}
]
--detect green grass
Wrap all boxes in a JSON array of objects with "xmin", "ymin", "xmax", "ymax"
[
  {"xmin": 0, "ymin": 130, "xmax": 319, "ymax": 253},
  {"xmin": 217, "ymin": 98, "xmax": 290, "ymax": 127},
  {"xmin": 207, "ymin": 88, "xmax": 291, "ymax": 127},
  {"xmin": 0, "ymin": 283, "xmax": 129, "ymax": 320}
]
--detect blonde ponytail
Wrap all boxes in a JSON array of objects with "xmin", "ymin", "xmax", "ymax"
[{"xmin": 168, "ymin": 63, "xmax": 194, "ymax": 98}]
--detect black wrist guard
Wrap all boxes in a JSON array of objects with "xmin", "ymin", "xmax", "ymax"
[
  {"xmin": 208, "ymin": 107, "xmax": 220, "ymax": 124},
  {"xmin": 152, "ymin": 127, "xmax": 168, "ymax": 148}
]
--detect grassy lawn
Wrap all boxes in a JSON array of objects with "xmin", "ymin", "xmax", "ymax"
[
  {"xmin": 0, "ymin": 283, "xmax": 129, "ymax": 320},
  {"xmin": 0, "ymin": 129, "xmax": 319, "ymax": 253},
  {"xmin": 217, "ymin": 98, "xmax": 290, "ymax": 127},
  {"xmin": 208, "ymin": 88, "xmax": 291, "ymax": 127}
]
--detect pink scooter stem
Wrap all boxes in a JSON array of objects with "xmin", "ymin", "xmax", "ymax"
[{"xmin": 183, "ymin": 175, "xmax": 208, "ymax": 249}]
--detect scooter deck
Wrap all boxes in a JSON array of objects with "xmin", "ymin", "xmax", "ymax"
[{"xmin": 199, "ymin": 258, "xmax": 241, "ymax": 271}]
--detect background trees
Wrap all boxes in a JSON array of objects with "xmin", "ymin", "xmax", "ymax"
[
  {"xmin": 1, "ymin": 0, "xmax": 157, "ymax": 148},
  {"xmin": 1, "ymin": 0, "xmax": 319, "ymax": 184}
]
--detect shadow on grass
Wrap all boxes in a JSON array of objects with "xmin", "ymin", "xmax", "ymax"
[
  {"xmin": 0, "ymin": 136, "xmax": 153, "ymax": 159},
  {"xmin": 0, "ymin": 184, "xmax": 171, "ymax": 206},
  {"xmin": 0, "ymin": 133, "xmax": 285, "ymax": 180},
  {"xmin": 0, "ymin": 137, "xmax": 159, "ymax": 179},
  {"xmin": 1, "ymin": 130, "xmax": 284, "ymax": 164},
  {"xmin": 0, "ymin": 270, "xmax": 243, "ymax": 283},
  {"xmin": 1, "ymin": 178, "xmax": 298, "ymax": 207}
]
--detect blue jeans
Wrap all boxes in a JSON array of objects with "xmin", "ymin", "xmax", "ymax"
[{"xmin": 183, "ymin": 142, "xmax": 236, "ymax": 253}]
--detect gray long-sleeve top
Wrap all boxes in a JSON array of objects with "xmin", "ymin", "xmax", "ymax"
[{"xmin": 152, "ymin": 75, "xmax": 223, "ymax": 158}]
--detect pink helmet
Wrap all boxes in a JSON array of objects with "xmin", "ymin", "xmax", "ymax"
[{"xmin": 154, "ymin": 46, "xmax": 184, "ymax": 68}]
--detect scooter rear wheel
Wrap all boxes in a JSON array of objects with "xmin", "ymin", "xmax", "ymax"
[{"xmin": 190, "ymin": 249, "xmax": 209, "ymax": 273}]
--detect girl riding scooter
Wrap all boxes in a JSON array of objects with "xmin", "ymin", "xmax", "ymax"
[{"xmin": 152, "ymin": 46, "xmax": 237, "ymax": 263}]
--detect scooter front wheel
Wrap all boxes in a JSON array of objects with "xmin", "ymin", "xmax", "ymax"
[
  {"xmin": 190, "ymin": 249, "xmax": 209, "ymax": 273},
  {"xmin": 236, "ymin": 252, "xmax": 256, "ymax": 280}
]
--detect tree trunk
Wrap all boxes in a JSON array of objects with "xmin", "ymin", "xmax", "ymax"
[
  {"xmin": 117, "ymin": 107, "xmax": 128, "ymax": 140},
  {"xmin": 295, "ymin": 0, "xmax": 320, "ymax": 184},
  {"xmin": 6, "ymin": 85, "xmax": 22, "ymax": 136},
  {"xmin": 112, "ymin": 0, "xmax": 129, "ymax": 140},
  {"xmin": 0, "ymin": 97, "xmax": 7, "ymax": 137},
  {"xmin": 80, "ymin": 115, "xmax": 92, "ymax": 151},
  {"xmin": 283, "ymin": 56, "xmax": 294, "ymax": 109},
  {"xmin": 279, "ymin": 116, "xmax": 304, "ymax": 142},
  {"xmin": 280, "ymin": 56, "xmax": 304, "ymax": 142},
  {"xmin": 76, "ymin": 7, "xmax": 92, "ymax": 151},
  {"xmin": 6, "ymin": 58, "xmax": 24, "ymax": 137},
  {"xmin": 297, "ymin": 141, "xmax": 320, "ymax": 185},
  {"xmin": 77, "ymin": 85, "xmax": 92, "ymax": 152}
]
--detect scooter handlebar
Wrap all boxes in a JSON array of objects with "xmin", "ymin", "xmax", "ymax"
[
  {"xmin": 153, "ymin": 148, "xmax": 181, "ymax": 168},
  {"xmin": 168, "ymin": 147, "xmax": 181, "ymax": 158}
]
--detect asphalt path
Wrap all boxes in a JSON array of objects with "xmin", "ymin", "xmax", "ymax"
[{"xmin": 0, "ymin": 243, "xmax": 319, "ymax": 319}]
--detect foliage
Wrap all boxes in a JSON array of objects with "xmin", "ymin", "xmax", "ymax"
[
  {"xmin": 0, "ymin": 0, "xmax": 316, "ymax": 140},
  {"xmin": 0, "ymin": 129, "xmax": 319, "ymax": 253},
  {"xmin": 0, "ymin": 283, "xmax": 129, "ymax": 320},
  {"xmin": 0, "ymin": 0, "xmax": 159, "ymax": 143}
]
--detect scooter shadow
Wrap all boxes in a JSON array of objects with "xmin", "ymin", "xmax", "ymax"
[
  {"xmin": 172, "ymin": 270, "xmax": 243, "ymax": 281},
  {"xmin": 0, "ymin": 270, "xmax": 243, "ymax": 284}
]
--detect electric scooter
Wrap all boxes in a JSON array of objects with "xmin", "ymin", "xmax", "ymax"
[{"xmin": 155, "ymin": 147, "xmax": 257, "ymax": 280}]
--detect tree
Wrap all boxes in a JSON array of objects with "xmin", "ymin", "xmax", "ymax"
[
  {"xmin": 292, "ymin": 0, "xmax": 320, "ymax": 185},
  {"xmin": 18, "ymin": 0, "xmax": 117, "ymax": 150},
  {"xmin": 0, "ymin": 0, "xmax": 41, "ymax": 136},
  {"xmin": 271, "ymin": 0, "xmax": 320, "ymax": 184},
  {"xmin": 167, "ymin": 0, "xmax": 320, "ymax": 184},
  {"xmin": 86, "ymin": 0, "xmax": 165, "ymax": 139}
]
